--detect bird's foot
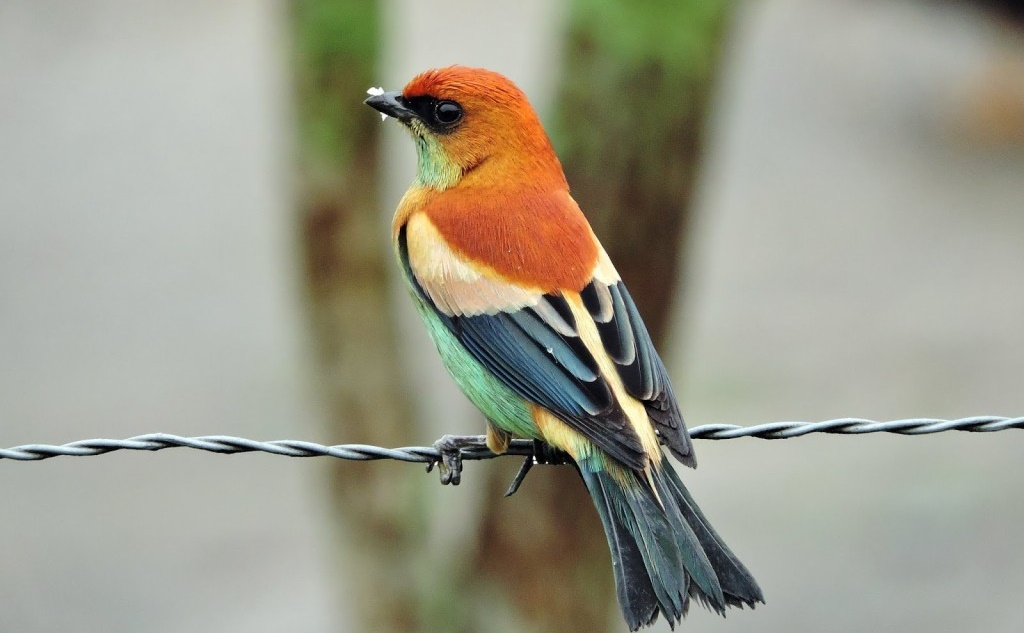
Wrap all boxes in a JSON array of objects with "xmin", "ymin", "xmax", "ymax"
[
  {"xmin": 503, "ymin": 440, "xmax": 572, "ymax": 497},
  {"xmin": 427, "ymin": 434, "xmax": 487, "ymax": 485}
]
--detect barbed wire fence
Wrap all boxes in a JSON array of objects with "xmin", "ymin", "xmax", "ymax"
[{"xmin": 2, "ymin": 416, "xmax": 1020, "ymax": 463}]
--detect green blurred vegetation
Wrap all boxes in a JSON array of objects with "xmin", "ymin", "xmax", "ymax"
[
  {"xmin": 555, "ymin": 0, "xmax": 727, "ymax": 167},
  {"xmin": 471, "ymin": 2, "xmax": 736, "ymax": 632},
  {"xmin": 293, "ymin": 2, "xmax": 429, "ymax": 632},
  {"xmin": 294, "ymin": 0, "xmax": 378, "ymax": 175},
  {"xmin": 553, "ymin": 0, "xmax": 732, "ymax": 342},
  {"xmin": 291, "ymin": 1, "xmax": 734, "ymax": 631}
]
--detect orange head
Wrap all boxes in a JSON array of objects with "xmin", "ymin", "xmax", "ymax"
[{"xmin": 365, "ymin": 66, "xmax": 566, "ymax": 191}]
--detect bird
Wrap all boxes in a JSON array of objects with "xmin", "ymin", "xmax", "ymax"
[{"xmin": 365, "ymin": 65, "xmax": 763, "ymax": 630}]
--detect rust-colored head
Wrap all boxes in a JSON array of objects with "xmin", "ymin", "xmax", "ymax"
[{"xmin": 366, "ymin": 66, "xmax": 566, "ymax": 190}]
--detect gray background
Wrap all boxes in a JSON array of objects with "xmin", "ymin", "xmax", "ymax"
[{"xmin": 2, "ymin": 1, "xmax": 1022, "ymax": 631}]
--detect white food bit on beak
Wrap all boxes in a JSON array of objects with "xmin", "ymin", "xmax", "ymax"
[{"xmin": 366, "ymin": 86, "xmax": 388, "ymax": 121}]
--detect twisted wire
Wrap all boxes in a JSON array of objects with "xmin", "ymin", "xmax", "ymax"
[{"xmin": 0, "ymin": 416, "xmax": 1019, "ymax": 462}]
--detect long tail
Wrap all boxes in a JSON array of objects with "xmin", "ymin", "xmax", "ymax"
[{"xmin": 579, "ymin": 462, "xmax": 763, "ymax": 630}]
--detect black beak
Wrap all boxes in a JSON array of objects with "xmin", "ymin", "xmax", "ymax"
[{"xmin": 364, "ymin": 91, "xmax": 417, "ymax": 121}]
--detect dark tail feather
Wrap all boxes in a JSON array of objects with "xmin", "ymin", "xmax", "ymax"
[
  {"xmin": 580, "ymin": 464, "xmax": 763, "ymax": 630},
  {"xmin": 657, "ymin": 465, "xmax": 764, "ymax": 609},
  {"xmin": 588, "ymin": 472, "xmax": 661, "ymax": 629}
]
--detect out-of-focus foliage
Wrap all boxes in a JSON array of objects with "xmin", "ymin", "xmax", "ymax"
[
  {"xmin": 555, "ymin": 0, "xmax": 727, "ymax": 178},
  {"xmin": 291, "ymin": 2, "xmax": 735, "ymax": 631},
  {"xmin": 460, "ymin": 3, "xmax": 737, "ymax": 633},
  {"xmin": 294, "ymin": 0, "xmax": 378, "ymax": 172},
  {"xmin": 553, "ymin": 0, "xmax": 732, "ymax": 341},
  {"xmin": 294, "ymin": 2, "xmax": 427, "ymax": 631},
  {"xmin": 571, "ymin": 0, "xmax": 725, "ymax": 77}
]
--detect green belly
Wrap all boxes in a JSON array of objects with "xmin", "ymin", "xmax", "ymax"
[{"xmin": 412, "ymin": 298, "xmax": 540, "ymax": 440}]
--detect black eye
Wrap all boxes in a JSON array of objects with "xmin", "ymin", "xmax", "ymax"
[{"xmin": 434, "ymin": 101, "xmax": 463, "ymax": 127}]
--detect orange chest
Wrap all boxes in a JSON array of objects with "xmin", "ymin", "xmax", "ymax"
[{"xmin": 405, "ymin": 188, "xmax": 598, "ymax": 293}]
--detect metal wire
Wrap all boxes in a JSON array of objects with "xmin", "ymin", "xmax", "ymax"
[{"xmin": 0, "ymin": 416, "xmax": 1019, "ymax": 462}]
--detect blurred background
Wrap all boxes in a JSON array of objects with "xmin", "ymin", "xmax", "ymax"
[{"xmin": 2, "ymin": 0, "xmax": 1023, "ymax": 632}]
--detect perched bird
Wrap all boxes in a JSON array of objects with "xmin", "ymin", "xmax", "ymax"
[{"xmin": 365, "ymin": 66, "xmax": 763, "ymax": 630}]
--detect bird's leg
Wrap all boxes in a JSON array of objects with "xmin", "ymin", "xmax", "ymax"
[
  {"xmin": 428, "ymin": 434, "xmax": 487, "ymax": 485},
  {"xmin": 503, "ymin": 440, "xmax": 573, "ymax": 497}
]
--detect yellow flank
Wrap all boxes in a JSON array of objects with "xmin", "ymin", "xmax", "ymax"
[
  {"xmin": 564, "ymin": 293, "xmax": 663, "ymax": 464},
  {"xmin": 533, "ymin": 404, "xmax": 651, "ymax": 491},
  {"xmin": 532, "ymin": 405, "xmax": 590, "ymax": 462},
  {"xmin": 405, "ymin": 213, "xmax": 542, "ymax": 317},
  {"xmin": 485, "ymin": 423, "xmax": 511, "ymax": 454}
]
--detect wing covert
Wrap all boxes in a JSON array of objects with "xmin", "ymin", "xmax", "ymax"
[
  {"xmin": 397, "ymin": 225, "xmax": 648, "ymax": 470},
  {"xmin": 581, "ymin": 279, "xmax": 695, "ymax": 467}
]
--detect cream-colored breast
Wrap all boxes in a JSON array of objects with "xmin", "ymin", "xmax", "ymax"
[{"xmin": 404, "ymin": 213, "xmax": 541, "ymax": 316}]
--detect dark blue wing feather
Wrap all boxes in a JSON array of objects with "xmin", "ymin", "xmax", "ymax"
[
  {"xmin": 583, "ymin": 280, "xmax": 695, "ymax": 467},
  {"xmin": 398, "ymin": 228, "xmax": 648, "ymax": 470}
]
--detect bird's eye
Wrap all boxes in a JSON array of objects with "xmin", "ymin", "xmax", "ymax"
[{"xmin": 433, "ymin": 101, "xmax": 463, "ymax": 127}]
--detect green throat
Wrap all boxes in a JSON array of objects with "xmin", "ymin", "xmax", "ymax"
[{"xmin": 409, "ymin": 122, "xmax": 462, "ymax": 190}]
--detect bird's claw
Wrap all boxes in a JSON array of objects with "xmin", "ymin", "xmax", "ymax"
[
  {"xmin": 429, "ymin": 434, "xmax": 486, "ymax": 486},
  {"xmin": 429, "ymin": 435, "xmax": 571, "ymax": 491},
  {"xmin": 435, "ymin": 448, "xmax": 462, "ymax": 486}
]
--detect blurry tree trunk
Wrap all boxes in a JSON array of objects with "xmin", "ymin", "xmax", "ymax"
[
  {"xmin": 469, "ymin": 2, "xmax": 734, "ymax": 631},
  {"xmin": 552, "ymin": 0, "xmax": 733, "ymax": 342},
  {"xmin": 295, "ymin": 1, "xmax": 733, "ymax": 631},
  {"xmin": 294, "ymin": 2, "xmax": 426, "ymax": 630}
]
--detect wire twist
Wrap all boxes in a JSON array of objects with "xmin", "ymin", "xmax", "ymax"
[{"xmin": 1, "ymin": 416, "xmax": 1019, "ymax": 462}]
